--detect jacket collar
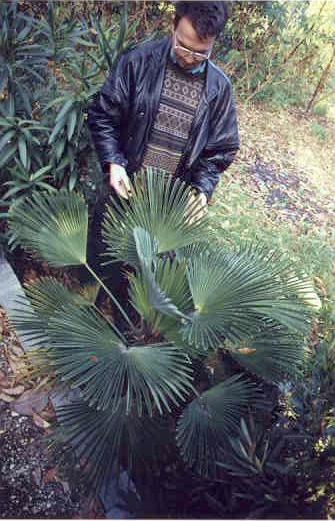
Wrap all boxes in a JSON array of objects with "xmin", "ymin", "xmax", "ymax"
[{"xmin": 151, "ymin": 36, "xmax": 219, "ymax": 103}]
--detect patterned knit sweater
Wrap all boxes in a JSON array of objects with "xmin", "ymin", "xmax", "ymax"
[{"xmin": 142, "ymin": 58, "xmax": 205, "ymax": 175}]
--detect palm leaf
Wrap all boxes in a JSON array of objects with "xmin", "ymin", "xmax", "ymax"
[
  {"xmin": 8, "ymin": 190, "xmax": 88, "ymax": 267},
  {"xmin": 46, "ymin": 302, "xmax": 194, "ymax": 415},
  {"xmin": 232, "ymin": 242, "xmax": 321, "ymax": 310},
  {"xmin": 181, "ymin": 246, "xmax": 312, "ymax": 351},
  {"xmin": 176, "ymin": 375, "xmax": 256, "ymax": 476},
  {"xmin": 228, "ymin": 324, "xmax": 308, "ymax": 383},
  {"xmin": 102, "ymin": 167, "xmax": 211, "ymax": 267},
  {"xmin": 10, "ymin": 277, "xmax": 86, "ymax": 347},
  {"xmin": 56, "ymin": 398, "xmax": 168, "ymax": 491},
  {"xmin": 129, "ymin": 256, "xmax": 193, "ymax": 349}
]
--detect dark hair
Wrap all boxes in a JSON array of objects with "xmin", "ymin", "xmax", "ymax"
[{"xmin": 174, "ymin": 1, "xmax": 228, "ymax": 39}]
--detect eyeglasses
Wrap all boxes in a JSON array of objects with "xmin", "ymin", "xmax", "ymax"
[{"xmin": 173, "ymin": 35, "xmax": 212, "ymax": 62}]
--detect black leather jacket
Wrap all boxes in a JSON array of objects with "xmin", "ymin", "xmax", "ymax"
[{"xmin": 87, "ymin": 36, "xmax": 239, "ymax": 201}]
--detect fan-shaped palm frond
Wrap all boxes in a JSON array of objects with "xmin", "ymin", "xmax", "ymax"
[
  {"xmin": 8, "ymin": 190, "xmax": 88, "ymax": 267},
  {"xmin": 56, "ymin": 398, "xmax": 168, "ymax": 491},
  {"xmin": 10, "ymin": 277, "xmax": 86, "ymax": 347},
  {"xmin": 101, "ymin": 168, "xmax": 211, "ymax": 267},
  {"xmin": 175, "ymin": 240, "xmax": 217, "ymax": 262},
  {"xmin": 227, "ymin": 324, "xmax": 308, "ymax": 382},
  {"xmin": 132, "ymin": 226, "xmax": 158, "ymax": 270},
  {"xmin": 231, "ymin": 242, "xmax": 322, "ymax": 310},
  {"xmin": 176, "ymin": 375, "xmax": 256, "ymax": 476},
  {"xmin": 129, "ymin": 227, "xmax": 191, "ymax": 324},
  {"xmin": 181, "ymin": 246, "xmax": 312, "ymax": 350},
  {"xmin": 129, "ymin": 255, "xmax": 193, "ymax": 349},
  {"xmin": 47, "ymin": 302, "xmax": 193, "ymax": 415}
]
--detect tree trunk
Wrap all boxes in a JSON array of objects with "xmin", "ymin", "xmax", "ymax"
[{"xmin": 306, "ymin": 43, "xmax": 335, "ymax": 113}]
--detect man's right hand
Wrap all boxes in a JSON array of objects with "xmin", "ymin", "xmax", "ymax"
[{"xmin": 108, "ymin": 164, "xmax": 132, "ymax": 199}]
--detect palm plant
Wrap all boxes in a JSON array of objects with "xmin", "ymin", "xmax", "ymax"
[{"xmin": 8, "ymin": 168, "xmax": 318, "ymax": 491}]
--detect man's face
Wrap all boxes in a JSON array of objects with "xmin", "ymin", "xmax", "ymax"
[{"xmin": 172, "ymin": 17, "xmax": 215, "ymax": 71}]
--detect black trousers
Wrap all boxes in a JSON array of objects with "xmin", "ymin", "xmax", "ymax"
[{"xmin": 82, "ymin": 187, "xmax": 138, "ymax": 329}]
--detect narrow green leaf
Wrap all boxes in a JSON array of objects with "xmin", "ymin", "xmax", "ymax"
[
  {"xmin": 29, "ymin": 165, "xmax": 52, "ymax": 182},
  {"xmin": 0, "ymin": 144, "xmax": 17, "ymax": 168},
  {"xmin": 48, "ymin": 118, "xmax": 65, "ymax": 145},
  {"xmin": 55, "ymin": 99, "xmax": 75, "ymax": 124},
  {"xmin": 0, "ymin": 129, "xmax": 15, "ymax": 153},
  {"xmin": 67, "ymin": 109, "xmax": 77, "ymax": 141},
  {"xmin": 18, "ymin": 135, "xmax": 28, "ymax": 168}
]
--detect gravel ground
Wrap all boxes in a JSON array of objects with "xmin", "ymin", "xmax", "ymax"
[
  {"xmin": 0, "ymin": 405, "xmax": 82, "ymax": 519},
  {"xmin": 0, "ymin": 309, "xmax": 103, "ymax": 519}
]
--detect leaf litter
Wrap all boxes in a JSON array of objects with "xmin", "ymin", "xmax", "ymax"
[{"xmin": 0, "ymin": 306, "xmax": 103, "ymax": 518}]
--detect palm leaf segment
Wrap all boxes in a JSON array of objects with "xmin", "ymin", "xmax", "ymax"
[
  {"xmin": 56, "ymin": 399, "xmax": 168, "ymax": 491},
  {"xmin": 181, "ymin": 244, "xmax": 312, "ymax": 351},
  {"xmin": 102, "ymin": 167, "xmax": 210, "ymax": 267},
  {"xmin": 176, "ymin": 375, "xmax": 256, "ymax": 476},
  {"xmin": 47, "ymin": 302, "xmax": 194, "ymax": 415},
  {"xmin": 8, "ymin": 190, "xmax": 88, "ymax": 267},
  {"xmin": 11, "ymin": 277, "xmax": 87, "ymax": 347},
  {"xmin": 228, "ymin": 324, "xmax": 308, "ymax": 383}
]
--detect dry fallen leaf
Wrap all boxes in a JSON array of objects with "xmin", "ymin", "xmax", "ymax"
[
  {"xmin": 2, "ymin": 385, "xmax": 25, "ymax": 396},
  {"xmin": 32, "ymin": 412, "xmax": 51, "ymax": 430},
  {"xmin": 43, "ymin": 467, "xmax": 57, "ymax": 485},
  {"xmin": 10, "ymin": 343, "xmax": 24, "ymax": 357},
  {"xmin": 0, "ymin": 370, "xmax": 10, "ymax": 388},
  {"xmin": 11, "ymin": 388, "xmax": 49, "ymax": 416},
  {"xmin": 237, "ymin": 347, "xmax": 257, "ymax": 355},
  {"xmin": 314, "ymin": 276, "xmax": 327, "ymax": 298},
  {"xmin": 0, "ymin": 393, "xmax": 15, "ymax": 403},
  {"xmin": 8, "ymin": 355, "xmax": 27, "ymax": 375},
  {"xmin": 32, "ymin": 466, "xmax": 42, "ymax": 486}
]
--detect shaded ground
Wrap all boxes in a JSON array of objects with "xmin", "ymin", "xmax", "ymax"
[
  {"xmin": 245, "ymin": 159, "xmax": 334, "ymax": 228},
  {"xmin": 0, "ymin": 406, "xmax": 81, "ymax": 519},
  {"xmin": 0, "ymin": 308, "xmax": 103, "ymax": 519},
  {"xmin": 213, "ymin": 103, "xmax": 335, "ymax": 232}
]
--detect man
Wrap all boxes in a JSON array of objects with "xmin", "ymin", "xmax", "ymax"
[{"xmin": 87, "ymin": 1, "xmax": 239, "ymax": 328}]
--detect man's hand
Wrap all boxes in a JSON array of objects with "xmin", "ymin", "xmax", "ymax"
[
  {"xmin": 108, "ymin": 164, "xmax": 132, "ymax": 199},
  {"xmin": 185, "ymin": 190, "xmax": 208, "ymax": 224}
]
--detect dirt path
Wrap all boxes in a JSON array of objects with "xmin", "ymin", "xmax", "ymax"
[{"xmin": 213, "ymin": 102, "xmax": 335, "ymax": 235}]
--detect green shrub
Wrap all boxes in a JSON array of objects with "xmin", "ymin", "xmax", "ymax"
[
  {"xmin": 0, "ymin": 0, "xmax": 131, "ymax": 226},
  {"xmin": 313, "ymin": 103, "xmax": 329, "ymax": 117},
  {"xmin": 310, "ymin": 121, "xmax": 329, "ymax": 141}
]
